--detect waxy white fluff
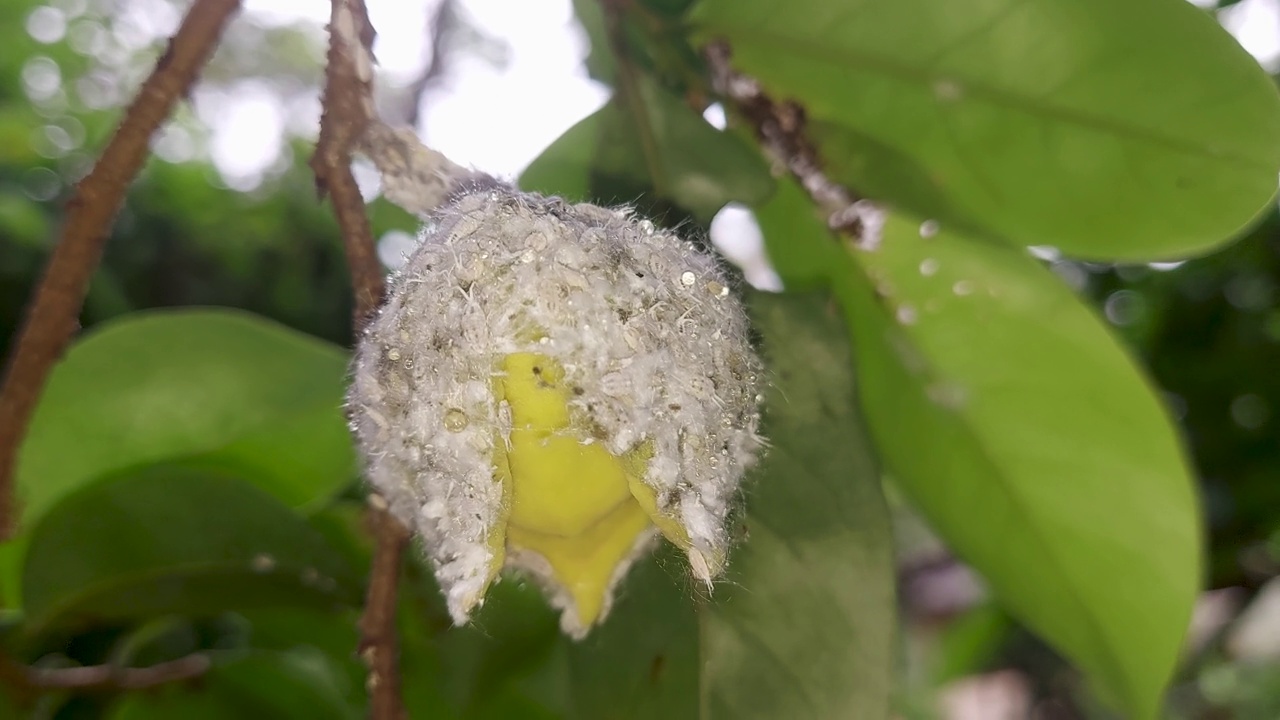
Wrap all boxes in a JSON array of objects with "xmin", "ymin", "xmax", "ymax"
[{"xmin": 347, "ymin": 182, "xmax": 764, "ymax": 633}]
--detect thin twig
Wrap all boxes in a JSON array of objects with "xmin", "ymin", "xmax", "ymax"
[
  {"xmin": 0, "ymin": 651, "xmax": 212, "ymax": 703},
  {"xmin": 358, "ymin": 494, "xmax": 412, "ymax": 720},
  {"xmin": 0, "ymin": 0, "xmax": 241, "ymax": 539},
  {"xmin": 30, "ymin": 654, "xmax": 211, "ymax": 691},
  {"xmin": 360, "ymin": 120, "xmax": 471, "ymax": 219},
  {"xmin": 703, "ymin": 40, "xmax": 885, "ymax": 250},
  {"xmin": 312, "ymin": 0, "xmax": 383, "ymax": 326},
  {"xmin": 401, "ymin": 0, "xmax": 456, "ymax": 128},
  {"xmin": 312, "ymin": 2, "xmax": 412, "ymax": 718}
]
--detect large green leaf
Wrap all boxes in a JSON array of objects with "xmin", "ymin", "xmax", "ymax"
[
  {"xmin": 566, "ymin": 548, "xmax": 702, "ymax": 719},
  {"xmin": 520, "ymin": 73, "xmax": 773, "ymax": 221},
  {"xmin": 755, "ymin": 180, "xmax": 1202, "ymax": 719},
  {"xmin": 692, "ymin": 0, "xmax": 1280, "ymax": 260},
  {"xmin": 700, "ymin": 290, "xmax": 895, "ymax": 719},
  {"xmin": 437, "ymin": 584, "xmax": 566, "ymax": 716},
  {"xmin": 17, "ymin": 308, "xmax": 355, "ymax": 530},
  {"xmin": 562, "ymin": 292, "xmax": 894, "ymax": 719},
  {"xmin": 21, "ymin": 466, "xmax": 361, "ymax": 639}
]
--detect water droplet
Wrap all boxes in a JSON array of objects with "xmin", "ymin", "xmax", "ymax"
[
  {"xmin": 919, "ymin": 258, "xmax": 939, "ymax": 277},
  {"xmin": 251, "ymin": 554, "xmax": 276, "ymax": 573},
  {"xmin": 952, "ymin": 280, "xmax": 974, "ymax": 296},
  {"xmin": 1050, "ymin": 260, "xmax": 1089, "ymax": 291},
  {"xmin": 1149, "ymin": 261, "xmax": 1185, "ymax": 272},
  {"xmin": 444, "ymin": 408, "xmax": 469, "ymax": 432},
  {"xmin": 680, "ymin": 271, "xmax": 697, "ymax": 286},
  {"xmin": 896, "ymin": 305, "xmax": 918, "ymax": 325},
  {"xmin": 1027, "ymin": 245, "xmax": 1060, "ymax": 261},
  {"xmin": 520, "ymin": 250, "xmax": 535, "ymax": 264},
  {"xmin": 386, "ymin": 347, "xmax": 401, "ymax": 361},
  {"xmin": 919, "ymin": 220, "xmax": 940, "ymax": 238},
  {"xmin": 1230, "ymin": 394, "xmax": 1270, "ymax": 430},
  {"xmin": 1104, "ymin": 290, "xmax": 1144, "ymax": 326},
  {"xmin": 706, "ymin": 281, "xmax": 729, "ymax": 297},
  {"xmin": 933, "ymin": 79, "xmax": 963, "ymax": 101},
  {"xmin": 1224, "ymin": 273, "xmax": 1274, "ymax": 311},
  {"xmin": 639, "ymin": 219, "xmax": 655, "ymax": 235},
  {"xmin": 926, "ymin": 382, "xmax": 967, "ymax": 410}
]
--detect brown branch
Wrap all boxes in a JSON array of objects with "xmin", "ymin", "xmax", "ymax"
[
  {"xmin": 358, "ymin": 494, "xmax": 411, "ymax": 720},
  {"xmin": 312, "ymin": 2, "xmax": 412, "ymax": 718},
  {"xmin": 28, "ymin": 654, "xmax": 212, "ymax": 691},
  {"xmin": 312, "ymin": 0, "xmax": 383, "ymax": 326},
  {"xmin": 703, "ymin": 41, "xmax": 885, "ymax": 250},
  {"xmin": 0, "ymin": 0, "xmax": 241, "ymax": 539},
  {"xmin": 0, "ymin": 651, "xmax": 211, "ymax": 701},
  {"xmin": 401, "ymin": 0, "xmax": 456, "ymax": 128}
]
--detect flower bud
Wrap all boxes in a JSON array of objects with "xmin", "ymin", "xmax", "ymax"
[{"xmin": 347, "ymin": 184, "xmax": 764, "ymax": 637}]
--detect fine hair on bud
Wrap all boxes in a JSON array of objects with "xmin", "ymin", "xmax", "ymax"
[{"xmin": 347, "ymin": 180, "xmax": 765, "ymax": 637}]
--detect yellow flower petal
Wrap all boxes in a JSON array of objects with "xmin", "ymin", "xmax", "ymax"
[{"xmin": 499, "ymin": 352, "xmax": 668, "ymax": 628}]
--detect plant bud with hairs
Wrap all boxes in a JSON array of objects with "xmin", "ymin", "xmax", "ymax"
[{"xmin": 347, "ymin": 180, "xmax": 765, "ymax": 637}]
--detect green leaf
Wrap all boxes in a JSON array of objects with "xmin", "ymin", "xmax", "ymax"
[
  {"xmin": 563, "ymin": 293, "xmax": 894, "ymax": 719},
  {"xmin": 238, "ymin": 607, "xmax": 366, "ymax": 710},
  {"xmin": 108, "ymin": 651, "xmax": 357, "ymax": 720},
  {"xmin": 18, "ymin": 308, "xmax": 356, "ymax": 531},
  {"xmin": 520, "ymin": 73, "xmax": 773, "ymax": 221},
  {"xmin": 571, "ymin": 0, "xmax": 615, "ymax": 83},
  {"xmin": 433, "ymin": 580, "xmax": 567, "ymax": 717},
  {"xmin": 692, "ymin": 0, "xmax": 1280, "ymax": 260},
  {"xmin": 701, "ymin": 290, "xmax": 895, "ymax": 719},
  {"xmin": 931, "ymin": 604, "xmax": 1013, "ymax": 685},
  {"xmin": 21, "ymin": 466, "xmax": 361, "ymax": 639},
  {"xmin": 755, "ymin": 179, "xmax": 1202, "ymax": 719},
  {"xmin": 566, "ymin": 548, "xmax": 701, "ymax": 718}
]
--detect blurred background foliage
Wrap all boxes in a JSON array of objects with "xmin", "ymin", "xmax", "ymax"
[{"xmin": 1, "ymin": 0, "xmax": 1280, "ymax": 718}]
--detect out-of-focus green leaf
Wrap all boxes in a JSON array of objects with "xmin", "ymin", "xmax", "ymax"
[
  {"xmin": 931, "ymin": 604, "xmax": 1013, "ymax": 684},
  {"xmin": 386, "ymin": 573, "xmax": 570, "ymax": 719},
  {"xmin": 692, "ymin": 0, "xmax": 1280, "ymax": 260},
  {"xmin": 565, "ymin": 548, "xmax": 700, "ymax": 719},
  {"xmin": 107, "ymin": 651, "xmax": 357, "ymax": 720},
  {"xmin": 18, "ymin": 308, "xmax": 356, "ymax": 531},
  {"xmin": 520, "ymin": 73, "xmax": 773, "ymax": 221},
  {"xmin": 434, "ymin": 581, "xmax": 565, "ymax": 716},
  {"xmin": 700, "ymin": 291, "xmax": 894, "ymax": 719},
  {"xmin": 239, "ymin": 607, "xmax": 365, "ymax": 709},
  {"xmin": 0, "ymin": 192, "xmax": 50, "ymax": 247},
  {"xmin": 571, "ymin": 0, "xmax": 615, "ymax": 83},
  {"xmin": 755, "ymin": 179, "xmax": 1202, "ymax": 719},
  {"xmin": 21, "ymin": 467, "xmax": 361, "ymax": 639}
]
